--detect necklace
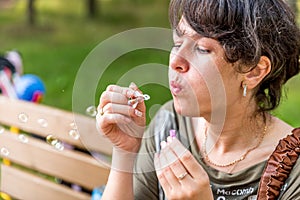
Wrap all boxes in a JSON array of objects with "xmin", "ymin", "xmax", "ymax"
[{"xmin": 202, "ymin": 125, "xmax": 267, "ymax": 168}]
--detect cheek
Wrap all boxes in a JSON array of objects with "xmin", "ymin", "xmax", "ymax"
[
  {"xmin": 174, "ymin": 73, "xmax": 212, "ymax": 117},
  {"xmin": 187, "ymin": 66, "xmax": 230, "ymax": 116}
]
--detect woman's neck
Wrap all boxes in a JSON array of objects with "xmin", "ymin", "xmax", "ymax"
[{"xmin": 194, "ymin": 105, "xmax": 267, "ymax": 154}]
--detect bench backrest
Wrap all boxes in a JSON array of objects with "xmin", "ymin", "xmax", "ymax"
[{"xmin": 0, "ymin": 95, "xmax": 112, "ymax": 200}]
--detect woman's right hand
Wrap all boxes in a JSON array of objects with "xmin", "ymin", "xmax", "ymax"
[{"xmin": 96, "ymin": 83, "xmax": 146, "ymax": 153}]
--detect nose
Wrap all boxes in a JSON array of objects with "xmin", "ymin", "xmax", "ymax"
[{"xmin": 169, "ymin": 51, "xmax": 189, "ymax": 73}]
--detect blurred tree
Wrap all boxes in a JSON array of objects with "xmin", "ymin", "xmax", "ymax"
[
  {"xmin": 26, "ymin": 0, "xmax": 98, "ymax": 25},
  {"xmin": 28, "ymin": 0, "xmax": 36, "ymax": 25},
  {"xmin": 87, "ymin": 0, "xmax": 98, "ymax": 18}
]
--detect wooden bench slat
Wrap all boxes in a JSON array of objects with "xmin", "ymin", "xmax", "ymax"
[
  {"xmin": 0, "ymin": 95, "xmax": 112, "ymax": 199},
  {"xmin": 0, "ymin": 130, "xmax": 110, "ymax": 190},
  {"xmin": 0, "ymin": 164, "xmax": 91, "ymax": 200},
  {"xmin": 0, "ymin": 95, "xmax": 113, "ymax": 155}
]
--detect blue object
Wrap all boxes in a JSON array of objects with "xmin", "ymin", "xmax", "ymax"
[
  {"xmin": 91, "ymin": 185, "xmax": 106, "ymax": 200},
  {"xmin": 14, "ymin": 74, "xmax": 45, "ymax": 102}
]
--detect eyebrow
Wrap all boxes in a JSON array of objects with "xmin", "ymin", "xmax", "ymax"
[
  {"xmin": 174, "ymin": 27, "xmax": 201, "ymax": 41},
  {"xmin": 174, "ymin": 27, "xmax": 186, "ymax": 37}
]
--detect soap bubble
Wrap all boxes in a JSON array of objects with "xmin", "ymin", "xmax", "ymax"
[
  {"xmin": 69, "ymin": 129, "xmax": 80, "ymax": 140},
  {"xmin": 54, "ymin": 142, "xmax": 64, "ymax": 151},
  {"xmin": 143, "ymin": 94, "xmax": 150, "ymax": 101},
  {"xmin": 46, "ymin": 135, "xmax": 58, "ymax": 145},
  {"xmin": 86, "ymin": 105, "xmax": 97, "ymax": 117},
  {"xmin": 46, "ymin": 135, "xmax": 64, "ymax": 151},
  {"xmin": 37, "ymin": 118, "xmax": 48, "ymax": 128},
  {"xmin": 18, "ymin": 134, "xmax": 29, "ymax": 143},
  {"xmin": 18, "ymin": 113, "xmax": 29, "ymax": 123},
  {"xmin": 70, "ymin": 122, "xmax": 77, "ymax": 129},
  {"xmin": 1, "ymin": 147, "xmax": 9, "ymax": 157}
]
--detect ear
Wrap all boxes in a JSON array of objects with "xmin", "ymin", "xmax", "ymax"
[{"xmin": 243, "ymin": 56, "xmax": 271, "ymax": 89}]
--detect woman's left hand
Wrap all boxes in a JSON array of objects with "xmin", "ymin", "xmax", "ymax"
[{"xmin": 154, "ymin": 137, "xmax": 213, "ymax": 200}]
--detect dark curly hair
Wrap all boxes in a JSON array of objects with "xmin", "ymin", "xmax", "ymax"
[{"xmin": 169, "ymin": 0, "xmax": 300, "ymax": 113}]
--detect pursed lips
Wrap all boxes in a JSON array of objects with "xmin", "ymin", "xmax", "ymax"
[{"xmin": 170, "ymin": 80, "xmax": 183, "ymax": 95}]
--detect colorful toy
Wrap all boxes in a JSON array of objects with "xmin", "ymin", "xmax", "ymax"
[
  {"xmin": 5, "ymin": 50, "xmax": 23, "ymax": 75},
  {"xmin": 91, "ymin": 185, "xmax": 106, "ymax": 200},
  {"xmin": 14, "ymin": 74, "xmax": 45, "ymax": 102},
  {"xmin": 0, "ymin": 57, "xmax": 18, "ymax": 98}
]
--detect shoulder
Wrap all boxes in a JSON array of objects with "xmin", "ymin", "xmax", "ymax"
[{"xmin": 263, "ymin": 116, "xmax": 295, "ymax": 149}]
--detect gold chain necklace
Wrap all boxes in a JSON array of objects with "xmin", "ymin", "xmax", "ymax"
[{"xmin": 202, "ymin": 125, "xmax": 267, "ymax": 168}]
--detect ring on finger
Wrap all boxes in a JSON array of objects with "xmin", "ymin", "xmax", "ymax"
[{"xmin": 177, "ymin": 172, "xmax": 188, "ymax": 180}]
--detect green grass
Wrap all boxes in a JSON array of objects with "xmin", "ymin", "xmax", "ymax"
[
  {"xmin": 0, "ymin": 0, "xmax": 299, "ymax": 128},
  {"xmin": 0, "ymin": 0, "xmax": 170, "ymax": 110}
]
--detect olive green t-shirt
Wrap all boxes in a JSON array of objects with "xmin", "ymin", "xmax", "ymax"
[{"xmin": 133, "ymin": 101, "xmax": 300, "ymax": 200}]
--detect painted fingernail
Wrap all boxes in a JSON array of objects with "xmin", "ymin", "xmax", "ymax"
[{"xmin": 135, "ymin": 109, "xmax": 143, "ymax": 117}]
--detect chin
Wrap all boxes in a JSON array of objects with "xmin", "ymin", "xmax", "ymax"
[{"xmin": 173, "ymin": 99, "xmax": 201, "ymax": 117}]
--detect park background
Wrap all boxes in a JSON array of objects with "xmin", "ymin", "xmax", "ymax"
[{"xmin": 0, "ymin": 0, "xmax": 299, "ymax": 127}]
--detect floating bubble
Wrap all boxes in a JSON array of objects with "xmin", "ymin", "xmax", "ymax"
[
  {"xmin": 46, "ymin": 135, "xmax": 64, "ymax": 151},
  {"xmin": 69, "ymin": 129, "xmax": 80, "ymax": 140},
  {"xmin": 1, "ymin": 147, "xmax": 9, "ymax": 157},
  {"xmin": 0, "ymin": 126, "xmax": 4, "ymax": 134},
  {"xmin": 18, "ymin": 134, "xmax": 29, "ymax": 143},
  {"xmin": 54, "ymin": 142, "xmax": 64, "ymax": 151},
  {"xmin": 70, "ymin": 122, "xmax": 77, "ymax": 129},
  {"xmin": 37, "ymin": 118, "xmax": 48, "ymax": 128},
  {"xmin": 143, "ymin": 94, "xmax": 151, "ymax": 101},
  {"xmin": 18, "ymin": 113, "xmax": 29, "ymax": 123},
  {"xmin": 86, "ymin": 105, "xmax": 97, "ymax": 117},
  {"xmin": 46, "ymin": 135, "xmax": 58, "ymax": 145}
]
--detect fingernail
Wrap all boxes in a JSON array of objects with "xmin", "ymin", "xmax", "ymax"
[
  {"xmin": 135, "ymin": 109, "xmax": 143, "ymax": 117},
  {"xmin": 160, "ymin": 141, "xmax": 167, "ymax": 149},
  {"xmin": 167, "ymin": 136, "xmax": 173, "ymax": 144},
  {"xmin": 129, "ymin": 82, "xmax": 137, "ymax": 89}
]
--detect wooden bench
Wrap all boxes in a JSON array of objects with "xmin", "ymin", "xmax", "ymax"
[{"xmin": 0, "ymin": 95, "xmax": 113, "ymax": 200}]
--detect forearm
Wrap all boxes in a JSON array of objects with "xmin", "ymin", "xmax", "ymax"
[
  {"xmin": 101, "ymin": 170, "xmax": 134, "ymax": 200},
  {"xmin": 101, "ymin": 148, "xmax": 137, "ymax": 200}
]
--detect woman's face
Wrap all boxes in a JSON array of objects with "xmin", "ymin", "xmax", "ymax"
[{"xmin": 169, "ymin": 18, "xmax": 243, "ymax": 119}]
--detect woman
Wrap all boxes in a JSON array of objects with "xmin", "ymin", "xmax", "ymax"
[{"xmin": 97, "ymin": 0, "xmax": 300, "ymax": 199}]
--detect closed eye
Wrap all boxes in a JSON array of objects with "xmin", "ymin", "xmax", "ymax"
[
  {"xmin": 196, "ymin": 47, "xmax": 210, "ymax": 54},
  {"xmin": 172, "ymin": 44, "xmax": 182, "ymax": 50}
]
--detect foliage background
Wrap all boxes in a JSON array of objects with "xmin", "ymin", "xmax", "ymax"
[{"xmin": 0, "ymin": 0, "xmax": 299, "ymax": 127}]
